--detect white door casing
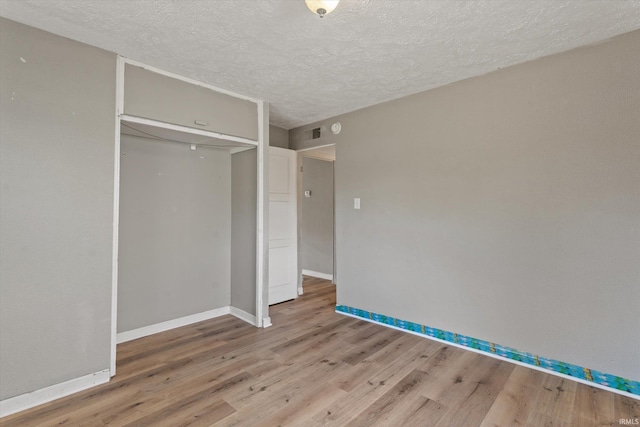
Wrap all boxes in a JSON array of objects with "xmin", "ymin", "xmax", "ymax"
[{"xmin": 268, "ymin": 147, "xmax": 298, "ymax": 305}]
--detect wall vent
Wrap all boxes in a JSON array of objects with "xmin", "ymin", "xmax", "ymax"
[{"xmin": 304, "ymin": 127, "xmax": 322, "ymax": 141}]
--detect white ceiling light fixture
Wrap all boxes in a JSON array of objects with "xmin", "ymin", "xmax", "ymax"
[{"xmin": 305, "ymin": 0, "xmax": 339, "ymax": 18}]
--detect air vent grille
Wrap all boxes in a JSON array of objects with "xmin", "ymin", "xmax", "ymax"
[{"xmin": 304, "ymin": 127, "xmax": 322, "ymax": 141}]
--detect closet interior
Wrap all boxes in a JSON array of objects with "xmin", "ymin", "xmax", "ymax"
[{"xmin": 114, "ymin": 60, "xmax": 262, "ymax": 360}]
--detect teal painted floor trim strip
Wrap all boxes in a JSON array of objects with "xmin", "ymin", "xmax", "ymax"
[{"xmin": 336, "ymin": 305, "xmax": 640, "ymax": 396}]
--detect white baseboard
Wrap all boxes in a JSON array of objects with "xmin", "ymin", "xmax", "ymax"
[
  {"xmin": 335, "ymin": 311, "xmax": 640, "ymax": 401},
  {"xmin": 230, "ymin": 307, "xmax": 257, "ymax": 326},
  {"xmin": 0, "ymin": 369, "xmax": 110, "ymax": 418},
  {"xmin": 298, "ymin": 286, "xmax": 304, "ymax": 295},
  {"xmin": 262, "ymin": 317, "xmax": 272, "ymax": 328},
  {"xmin": 117, "ymin": 307, "xmax": 231, "ymax": 344},
  {"xmin": 302, "ymin": 269, "xmax": 333, "ymax": 281}
]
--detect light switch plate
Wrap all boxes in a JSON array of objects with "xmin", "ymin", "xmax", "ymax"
[{"xmin": 354, "ymin": 198, "xmax": 360, "ymax": 209}]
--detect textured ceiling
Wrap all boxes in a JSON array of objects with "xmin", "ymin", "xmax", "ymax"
[{"xmin": 1, "ymin": 0, "xmax": 640, "ymax": 129}]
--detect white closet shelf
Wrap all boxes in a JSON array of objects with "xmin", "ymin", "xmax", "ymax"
[{"xmin": 120, "ymin": 114, "xmax": 258, "ymax": 149}]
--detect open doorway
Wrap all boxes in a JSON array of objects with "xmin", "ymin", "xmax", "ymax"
[{"xmin": 297, "ymin": 144, "xmax": 336, "ymax": 294}]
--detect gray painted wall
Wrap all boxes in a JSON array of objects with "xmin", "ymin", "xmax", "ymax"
[
  {"xmin": 231, "ymin": 149, "xmax": 257, "ymax": 315},
  {"xmin": 269, "ymin": 125, "xmax": 289, "ymax": 149},
  {"xmin": 290, "ymin": 30, "xmax": 640, "ymax": 381},
  {"xmin": 125, "ymin": 64, "xmax": 258, "ymax": 141},
  {"xmin": 118, "ymin": 135, "xmax": 231, "ymax": 332},
  {"xmin": 301, "ymin": 157, "xmax": 334, "ymax": 275},
  {"xmin": 0, "ymin": 18, "xmax": 116, "ymax": 399}
]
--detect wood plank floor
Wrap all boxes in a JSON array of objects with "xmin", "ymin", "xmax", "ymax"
[{"xmin": 2, "ymin": 277, "xmax": 638, "ymax": 426}]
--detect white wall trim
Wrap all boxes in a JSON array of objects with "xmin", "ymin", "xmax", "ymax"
[
  {"xmin": 116, "ymin": 307, "xmax": 231, "ymax": 344},
  {"xmin": 230, "ymin": 307, "xmax": 257, "ymax": 326},
  {"xmin": 110, "ymin": 55, "xmax": 125, "ymax": 377},
  {"xmin": 256, "ymin": 101, "xmax": 268, "ymax": 328},
  {"xmin": 262, "ymin": 317, "xmax": 272, "ymax": 328},
  {"xmin": 335, "ymin": 311, "xmax": 640, "ymax": 401},
  {"xmin": 122, "ymin": 57, "xmax": 259, "ymax": 104},
  {"xmin": 302, "ymin": 153, "xmax": 335, "ymax": 162},
  {"xmin": 302, "ymin": 269, "xmax": 333, "ymax": 281},
  {"xmin": 0, "ymin": 369, "xmax": 110, "ymax": 418},
  {"xmin": 298, "ymin": 143, "xmax": 336, "ymax": 162},
  {"xmin": 298, "ymin": 286, "xmax": 304, "ymax": 295},
  {"xmin": 297, "ymin": 143, "xmax": 336, "ymax": 153}
]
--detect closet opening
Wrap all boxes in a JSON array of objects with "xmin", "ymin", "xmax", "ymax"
[{"xmin": 110, "ymin": 57, "xmax": 267, "ymax": 376}]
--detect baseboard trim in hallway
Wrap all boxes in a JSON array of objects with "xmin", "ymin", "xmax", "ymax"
[{"xmin": 302, "ymin": 269, "xmax": 333, "ymax": 280}]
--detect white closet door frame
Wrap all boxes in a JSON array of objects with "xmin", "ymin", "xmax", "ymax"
[{"xmin": 256, "ymin": 101, "xmax": 269, "ymax": 328}]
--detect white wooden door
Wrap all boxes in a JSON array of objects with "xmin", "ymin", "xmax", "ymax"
[{"xmin": 268, "ymin": 147, "xmax": 298, "ymax": 305}]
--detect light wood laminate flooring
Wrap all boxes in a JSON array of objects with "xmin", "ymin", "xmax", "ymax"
[{"xmin": 1, "ymin": 277, "xmax": 637, "ymax": 426}]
